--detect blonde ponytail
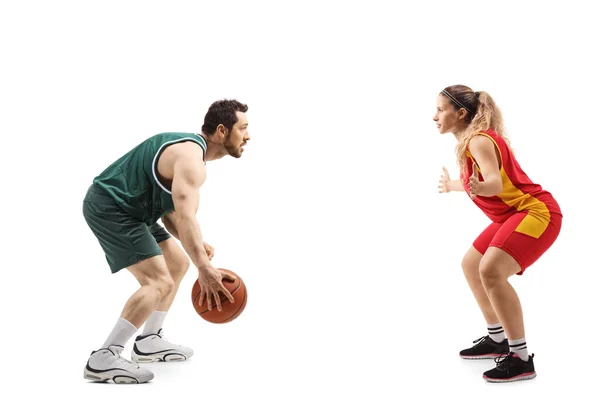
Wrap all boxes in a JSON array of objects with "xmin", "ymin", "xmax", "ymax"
[{"xmin": 441, "ymin": 86, "xmax": 512, "ymax": 174}]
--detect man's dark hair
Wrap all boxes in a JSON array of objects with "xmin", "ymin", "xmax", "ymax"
[{"xmin": 201, "ymin": 99, "xmax": 248, "ymax": 134}]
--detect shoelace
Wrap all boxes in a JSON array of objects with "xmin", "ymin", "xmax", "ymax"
[
  {"xmin": 110, "ymin": 349, "xmax": 138, "ymax": 369},
  {"xmin": 493, "ymin": 352, "xmax": 515, "ymax": 372},
  {"xmin": 117, "ymin": 355, "xmax": 138, "ymax": 369},
  {"xmin": 471, "ymin": 336, "xmax": 488, "ymax": 347},
  {"xmin": 158, "ymin": 331, "xmax": 183, "ymax": 347}
]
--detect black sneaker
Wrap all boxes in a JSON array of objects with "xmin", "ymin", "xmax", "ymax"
[
  {"xmin": 459, "ymin": 336, "xmax": 509, "ymax": 359},
  {"xmin": 483, "ymin": 352, "xmax": 536, "ymax": 383}
]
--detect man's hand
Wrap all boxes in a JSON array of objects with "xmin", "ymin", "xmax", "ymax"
[{"xmin": 196, "ymin": 267, "xmax": 236, "ymax": 311}]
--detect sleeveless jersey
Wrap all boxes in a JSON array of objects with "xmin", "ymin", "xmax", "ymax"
[
  {"xmin": 461, "ymin": 129, "xmax": 562, "ymax": 239},
  {"xmin": 93, "ymin": 132, "xmax": 207, "ymax": 225}
]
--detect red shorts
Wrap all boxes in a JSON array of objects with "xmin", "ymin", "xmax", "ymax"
[{"xmin": 473, "ymin": 211, "xmax": 562, "ymax": 275}]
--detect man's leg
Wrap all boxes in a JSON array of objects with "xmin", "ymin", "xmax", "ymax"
[
  {"xmin": 84, "ymin": 255, "xmax": 173, "ymax": 383},
  {"xmin": 141, "ymin": 237, "xmax": 190, "ymax": 335},
  {"xmin": 83, "ymin": 187, "xmax": 171, "ymax": 382},
  {"xmin": 132, "ymin": 230, "xmax": 195, "ymax": 363}
]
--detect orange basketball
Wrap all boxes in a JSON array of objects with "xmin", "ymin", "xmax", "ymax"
[{"xmin": 191, "ymin": 268, "xmax": 247, "ymax": 323}]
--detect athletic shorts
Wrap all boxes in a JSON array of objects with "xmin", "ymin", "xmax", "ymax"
[
  {"xmin": 473, "ymin": 211, "xmax": 562, "ymax": 275},
  {"xmin": 82, "ymin": 184, "xmax": 171, "ymax": 273}
]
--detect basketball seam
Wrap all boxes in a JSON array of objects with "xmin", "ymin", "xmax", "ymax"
[
  {"xmin": 211, "ymin": 281, "xmax": 247, "ymax": 323},
  {"xmin": 221, "ymin": 286, "xmax": 247, "ymax": 323}
]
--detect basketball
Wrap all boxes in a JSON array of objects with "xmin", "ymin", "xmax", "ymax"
[{"xmin": 191, "ymin": 268, "xmax": 247, "ymax": 323}]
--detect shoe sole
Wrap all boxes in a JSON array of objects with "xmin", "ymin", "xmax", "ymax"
[
  {"xmin": 483, "ymin": 372, "xmax": 537, "ymax": 383},
  {"xmin": 132, "ymin": 352, "xmax": 190, "ymax": 363},
  {"xmin": 460, "ymin": 353, "xmax": 504, "ymax": 360},
  {"xmin": 83, "ymin": 367, "xmax": 153, "ymax": 384}
]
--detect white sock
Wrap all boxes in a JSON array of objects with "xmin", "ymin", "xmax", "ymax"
[
  {"xmin": 508, "ymin": 338, "xmax": 529, "ymax": 361},
  {"xmin": 101, "ymin": 317, "xmax": 138, "ymax": 349},
  {"xmin": 142, "ymin": 310, "xmax": 168, "ymax": 335},
  {"xmin": 487, "ymin": 323, "xmax": 506, "ymax": 343}
]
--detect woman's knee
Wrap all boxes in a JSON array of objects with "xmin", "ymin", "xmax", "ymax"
[
  {"xmin": 479, "ymin": 261, "xmax": 502, "ymax": 288},
  {"xmin": 479, "ymin": 247, "xmax": 521, "ymax": 288},
  {"xmin": 462, "ymin": 246, "xmax": 483, "ymax": 279}
]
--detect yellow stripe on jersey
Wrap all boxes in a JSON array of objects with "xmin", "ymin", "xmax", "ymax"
[
  {"xmin": 470, "ymin": 133, "xmax": 551, "ymax": 239},
  {"xmin": 497, "ymin": 168, "xmax": 551, "ymax": 238}
]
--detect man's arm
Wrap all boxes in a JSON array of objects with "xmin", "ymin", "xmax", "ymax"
[
  {"xmin": 169, "ymin": 145, "xmax": 211, "ymax": 271},
  {"xmin": 165, "ymin": 142, "xmax": 235, "ymax": 310},
  {"xmin": 161, "ymin": 213, "xmax": 180, "ymax": 241}
]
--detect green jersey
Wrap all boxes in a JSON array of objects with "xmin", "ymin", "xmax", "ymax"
[{"xmin": 93, "ymin": 132, "xmax": 207, "ymax": 225}]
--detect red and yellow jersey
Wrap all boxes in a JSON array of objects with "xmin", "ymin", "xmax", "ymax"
[{"xmin": 461, "ymin": 129, "xmax": 562, "ymax": 239}]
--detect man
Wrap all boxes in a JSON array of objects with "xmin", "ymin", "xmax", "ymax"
[{"xmin": 82, "ymin": 99, "xmax": 250, "ymax": 383}]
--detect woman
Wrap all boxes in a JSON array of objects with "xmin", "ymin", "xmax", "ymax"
[{"xmin": 434, "ymin": 85, "xmax": 562, "ymax": 383}]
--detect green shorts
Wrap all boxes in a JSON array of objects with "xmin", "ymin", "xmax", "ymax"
[{"xmin": 83, "ymin": 184, "xmax": 171, "ymax": 273}]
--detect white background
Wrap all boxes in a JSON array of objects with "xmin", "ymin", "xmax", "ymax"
[{"xmin": 1, "ymin": 0, "xmax": 598, "ymax": 399}]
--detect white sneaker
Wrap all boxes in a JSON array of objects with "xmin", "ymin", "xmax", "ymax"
[
  {"xmin": 132, "ymin": 329, "xmax": 194, "ymax": 362},
  {"xmin": 84, "ymin": 345, "xmax": 154, "ymax": 384}
]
